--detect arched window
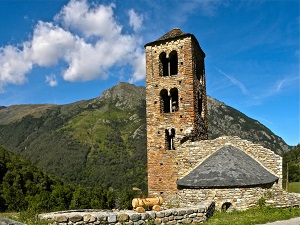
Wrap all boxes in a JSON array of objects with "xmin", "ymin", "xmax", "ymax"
[
  {"xmin": 160, "ymin": 89, "xmax": 170, "ymax": 113},
  {"xmin": 170, "ymin": 88, "xmax": 179, "ymax": 112},
  {"xmin": 159, "ymin": 52, "xmax": 168, "ymax": 77},
  {"xmin": 169, "ymin": 51, "xmax": 178, "ymax": 75},
  {"xmin": 198, "ymin": 91, "xmax": 202, "ymax": 115},
  {"xmin": 221, "ymin": 202, "xmax": 232, "ymax": 211},
  {"xmin": 165, "ymin": 128, "xmax": 175, "ymax": 150}
]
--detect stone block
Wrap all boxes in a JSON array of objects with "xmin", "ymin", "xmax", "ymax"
[
  {"xmin": 55, "ymin": 215, "xmax": 68, "ymax": 223},
  {"xmin": 107, "ymin": 215, "xmax": 117, "ymax": 223},
  {"xmin": 140, "ymin": 213, "xmax": 150, "ymax": 220},
  {"xmin": 69, "ymin": 215, "xmax": 82, "ymax": 223},
  {"xmin": 129, "ymin": 213, "xmax": 141, "ymax": 222},
  {"xmin": 117, "ymin": 214, "xmax": 129, "ymax": 222},
  {"xmin": 83, "ymin": 214, "xmax": 96, "ymax": 222},
  {"xmin": 155, "ymin": 212, "xmax": 165, "ymax": 218},
  {"xmin": 154, "ymin": 218, "xmax": 162, "ymax": 224}
]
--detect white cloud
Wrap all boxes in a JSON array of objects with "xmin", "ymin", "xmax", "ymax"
[
  {"xmin": 0, "ymin": 45, "xmax": 32, "ymax": 92},
  {"xmin": 129, "ymin": 49, "xmax": 145, "ymax": 83},
  {"xmin": 45, "ymin": 74, "xmax": 58, "ymax": 87},
  {"xmin": 56, "ymin": 0, "xmax": 121, "ymax": 39},
  {"xmin": 28, "ymin": 21, "xmax": 75, "ymax": 66},
  {"xmin": 0, "ymin": 0, "xmax": 146, "ymax": 92},
  {"xmin": 128, "ymin": 9, "xmax": 143, "ymax": 32}
]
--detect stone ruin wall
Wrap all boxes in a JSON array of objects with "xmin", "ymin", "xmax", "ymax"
[
  {"xmin": 177, "ymin": 136, "xmax": 282, "ymax": 185},
  {"xmin": 162, "ymin": 136, "xmax": 299, "ymax": 210},
  {"xmin": 146, "ymin": 35, "xmax": 208, "ymax": 198}
]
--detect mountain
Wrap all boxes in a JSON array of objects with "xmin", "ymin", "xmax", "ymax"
[
  {"xmin": 0, "ymin": 82, "xmax": 291, "ymax": 191},
  {"xmin": 206, "ymin": 96, "xmax": 290, "ymax": 154}
]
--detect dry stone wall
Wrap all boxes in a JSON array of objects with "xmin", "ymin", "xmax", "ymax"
[{"xmin": 38, "ymin": 201, "xmax": 215, "ymax": 225}]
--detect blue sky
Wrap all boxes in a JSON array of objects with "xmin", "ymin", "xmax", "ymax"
[{"xmin": 0, "ymin": 0, "xmax": 299, "ymax": 146}]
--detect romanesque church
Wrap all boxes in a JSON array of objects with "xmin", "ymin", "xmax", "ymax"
[{"xmin": 144, "ymin": 28, "xmax": 299, "ymax": 210}]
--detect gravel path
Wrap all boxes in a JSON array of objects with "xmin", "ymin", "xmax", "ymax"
[{"xmin": 256, "ymin": 217, "xmax": 300, "ymax": 225}]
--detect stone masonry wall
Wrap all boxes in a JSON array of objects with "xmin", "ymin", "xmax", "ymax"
[
  {"xmin": 146, "ymin": 35, "xmax": 208, "ymax": 198},
  {"xmin": 38, "ymin": 201, "xmax": 215, "ymax": 225},
  {"xmin": 161, "ymin": 136, "xmax": 300, "ymax": 210},
  {"xmin": 177, "ymin": 136, "xmax": 282, "ymax": 184}
]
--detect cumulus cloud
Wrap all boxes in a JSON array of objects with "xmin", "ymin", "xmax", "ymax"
[
  {"xmin": 0, "ymin": 45, "xmax": 32, "ymax": 92},
  {"xmin": 56, "ymin": 1, "xmax": 121, "ymax": 39},
  {"xmin": 28, "ymin": 21, "xmax": 75, "ymax": 66},
  {"xmin": 45, "ymin": 74, "xmax": 58, "ymax": 87},
  {"xmin": 0, "ymin": 0, "xmax": 145, "ymax": 91}
]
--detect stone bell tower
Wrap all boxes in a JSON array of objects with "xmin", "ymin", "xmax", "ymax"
[{"xmin": 145, "ymin": 28, "xmax": 208, "ymax": 197}]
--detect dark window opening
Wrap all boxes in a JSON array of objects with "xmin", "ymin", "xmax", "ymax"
[
  {"xmin": 165, "ymin": 128, "xmax": 175, "ymax": 150},
  {"xmin": 196, "ymin": 58, "xmax": 204, "ymax": 81},
  {"xmin": 160, "ymin": 89, "xmax": 170, "ymax": 113},
  {"xmin": 170, "ymin": 88, "xmax": 179, "ymax": 112},
  {"xmin": 196, "ymin": 61, "xmax": 201, "ymax": 80},
  {"xmin": 198, "ymin": 91, "xmax": 202, "ymax": 115},
  {"xmin": 159, "ymin": 52, "xmax": 168, "ymax": 77},
  {"xmin": 221, "ymin": 202, "xmax": 232, "ymax": 211},
  {"xmin": 169, "ymin": 51, "xmax": 178, "ymax": 75}
]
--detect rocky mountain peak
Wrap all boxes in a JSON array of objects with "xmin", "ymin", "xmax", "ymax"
[{"xmin": 98, "ymin": 82, "xmax": 145, "ymax": 110}]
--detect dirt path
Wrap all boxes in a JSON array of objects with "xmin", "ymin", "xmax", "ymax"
[{"xmin": 256, "ymin": 217, "xmax": 300, "ymax": 225}]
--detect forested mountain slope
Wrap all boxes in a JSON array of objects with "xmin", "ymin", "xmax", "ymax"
[{"xmin": 0, "ymin": 82, "xmax": 291, "ymax": 191}]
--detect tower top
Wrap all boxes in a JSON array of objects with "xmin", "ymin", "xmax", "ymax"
[{"xmin": 144, "ymin": 28, "xmax": 204, "ymax": 56}]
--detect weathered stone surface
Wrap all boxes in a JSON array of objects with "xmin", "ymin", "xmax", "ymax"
[
  {"xmin": 69, "ymin": 215, "xmax": 82, "ymax": 223},
  {"xmin": 140, "ymin": 213, "xmax": 150, "ymax": 220},
  {"xmin": 148, "ymin": 211, "xmax": 156, "ymax": 219},
  {"xmin": 154, "ymin": 218, "xmax": 162, "ymax": 225},
  {"xmin": 83, "ymin": 214, "xmax": 96, "ymax": 222},
  {"xmin": 129, "ymin": 213, "xmax": 141, "ymax": 222},
  {"xmin": 97, "ymin": 215, "xmax": 107, "ymax": 221},
  {"xmin": 55, "ymin": 215, "xmax": 68, "ymax": 223},
  {"xmin": 107, "ymin": 215, "xmax": 117, "ymax": 223},
  {"xmin": 37, "ymin": 201, "xmax": 215, "ymax": 225},
  {"xmin": 146, "ymin": 29, "xmax": 208, "ymax": 198},
  {"xmin": 117, "ymin": 214, "xmax": 129, "ymax": 222},
  {"xmin": 155, "ymin": 211, "xmax": 165, "ymax": 218}
]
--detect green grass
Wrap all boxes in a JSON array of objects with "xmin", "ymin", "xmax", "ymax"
[
  {"xmin": 204, "ymin": 206, "xmax": 300, "ymax": 225},
  {"xmin": 287, "ymin": 182, "xmax": 300, "ymax": 193}
]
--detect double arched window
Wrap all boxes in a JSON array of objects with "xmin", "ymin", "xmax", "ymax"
[
  {"xmin": 159, "ymin": 51, "xmax": 178, "ymax": 77},
  {"xmin": 160, "ymin": 88, "xmax": 179, "ymax": 113}
]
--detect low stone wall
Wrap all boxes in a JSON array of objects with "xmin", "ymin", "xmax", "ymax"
[
  {"xmin": 176, "ymin": 187, "xmax": 300, "ymax": 210},
  {"xmin": 38, "ymin": 201, "xmax": 215, "ymax": 225}
]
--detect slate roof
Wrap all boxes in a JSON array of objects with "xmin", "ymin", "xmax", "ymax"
[
  {"xmin": 176, "ymin": 145, "xmax": 279, "ymax": 188},
  {"xmin": 155, "ymin": 28, "xmax": 187, "ymax": 41}
]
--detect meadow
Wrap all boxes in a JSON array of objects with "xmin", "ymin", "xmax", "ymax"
[{"xmin": 287, "ymin": 182, "xmax": 300, "ymax": 193}]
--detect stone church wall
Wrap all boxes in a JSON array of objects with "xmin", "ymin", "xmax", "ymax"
[{"xmin": 162, "ymin": 136, "xmax": 297, "ymax": 210}]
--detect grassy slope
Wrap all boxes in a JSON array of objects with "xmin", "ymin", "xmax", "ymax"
[
  {"xmin": 288, "ymin": 182, "xmax": 300, "ymax": 193},
  {"xmin": 204, "ymin": 207, "xmax": 300, "ymax": 225}
]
